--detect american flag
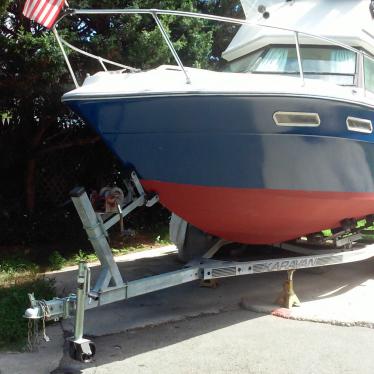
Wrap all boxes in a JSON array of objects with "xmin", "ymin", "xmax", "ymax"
[{"xmin": 22, "ymin": 0, "xmax": 65, "ymax": 29}]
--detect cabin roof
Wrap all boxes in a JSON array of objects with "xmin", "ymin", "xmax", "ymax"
[{"xmin": 223, "ymin": 0, "xmax": 374, "ymax": 61}]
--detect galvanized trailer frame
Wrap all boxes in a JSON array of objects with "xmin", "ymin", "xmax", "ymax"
[{"xmin": 24, "ymin": 171, "xmax": 374, "ymax": 362}]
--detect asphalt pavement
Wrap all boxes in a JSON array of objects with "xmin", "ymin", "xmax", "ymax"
[
  {"xmin": 56, "ymin": 309, "xmax": 374, "ymax": 374},
  {"xmin": 1, "ymin": 244, "xmax": 374, "ymax": 374}
]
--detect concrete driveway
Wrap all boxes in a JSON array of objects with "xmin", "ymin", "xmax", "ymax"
[
  {"xmin": 1, "ymin": 244, "xmax": 374, "ymax": 374},
  {"xmin": 56, "ymin": 310, "xmax": 374, "ymax": 374}
]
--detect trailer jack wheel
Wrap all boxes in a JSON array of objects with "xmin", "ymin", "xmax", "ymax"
[{"xmin": 68, "ymin": 339, "xmax": 96, "ymax": 362}]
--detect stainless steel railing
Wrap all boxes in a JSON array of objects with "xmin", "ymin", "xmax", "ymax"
[{"xmin": 54, "ymin": 8, "xmax": 374, "ymax": 92}]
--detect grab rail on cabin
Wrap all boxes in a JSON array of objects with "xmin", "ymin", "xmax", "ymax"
[{"xmin": 54, "ymin": 8, "xmax": 374, "ymax": 94}]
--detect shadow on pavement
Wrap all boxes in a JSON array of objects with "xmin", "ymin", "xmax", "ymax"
[{"xmin": 48, "ymin": 244, "xmax": 374, "ymax": 372}]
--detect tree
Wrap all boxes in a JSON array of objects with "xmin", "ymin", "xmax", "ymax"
[{"xmin": 0, "ymin": 0, "xmax": 241, "ymax": 243}]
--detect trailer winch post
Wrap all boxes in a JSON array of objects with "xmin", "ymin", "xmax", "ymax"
[{"xmin": 70, "ymin": 187, "xmax": 123, "ymax": 290}]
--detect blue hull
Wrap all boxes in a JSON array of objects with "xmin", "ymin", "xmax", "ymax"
[{"xmin": 64, "ymin": 94, "xmax": 374, "ymax": 193}]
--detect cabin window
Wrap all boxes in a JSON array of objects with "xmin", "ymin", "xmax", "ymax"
[
  {"xmin": 226, "ymin": 46, "xmax": 357, "ymax": 85},
  {"xmin": 365, "ymin": 56, "xmax": 374, "ymax": 93}
]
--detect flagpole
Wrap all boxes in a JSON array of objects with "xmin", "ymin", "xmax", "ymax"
[{"xmin": 52, "ymin": 26, "xmax": 79, "ymax": 88}]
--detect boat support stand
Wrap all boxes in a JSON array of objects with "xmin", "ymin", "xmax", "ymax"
[
  {"xmin": 276, "ymin": 269, "xmax": 301, "ymax": 309},
  {"xmin": 24, "ymin": 173, "xmax": 374, "ymax": 361}
]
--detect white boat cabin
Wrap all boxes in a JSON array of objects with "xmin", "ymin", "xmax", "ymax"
[{"xmin": 223, "ymin": 0, "xmax": 374, "ymax": 91}]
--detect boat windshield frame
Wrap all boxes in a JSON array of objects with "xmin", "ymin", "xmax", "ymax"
[
  {"xmin": 53, "ymin": 7, "xmax": 374, "ymax": 95},
  {"xmin": 225, "ymin": 44, "xmax": 361, "ymax": 87}
]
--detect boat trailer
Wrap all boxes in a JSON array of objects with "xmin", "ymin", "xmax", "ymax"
[{"xmin": 24, "ymin": 172, "xmax": 374, "ymax": 362}]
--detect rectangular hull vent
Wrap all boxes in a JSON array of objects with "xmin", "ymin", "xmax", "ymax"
[
  {"xmin": 273, "ymin": 112, "xmax": 320, "ymax": 127},
  {"xmin": 346, "ymin": 117, "xmax": 373, "ymax": 134}
]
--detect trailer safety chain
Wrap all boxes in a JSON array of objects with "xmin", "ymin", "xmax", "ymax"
[
  {"xmin": 27, "ymin": 318, "xmax": 38, "ymax": 352},
  {"xmin": 27, "ymin": 299, "xmax": 51, "ymax": 352},
  {"xmin": 39, "ymin": 300, "xmax": 51, "ymax": 342}
]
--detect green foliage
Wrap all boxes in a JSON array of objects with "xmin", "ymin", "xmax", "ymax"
[
  {"xmin": 48, "ymin": 250, "xmax": 66, "ymax": 270},
  {"xmin": 0, "ymin": 0, "xmax": 11, "ymax": 15},
  {"xmin": 72, "ymin": 249, "xmax": 96, "ymax": 263},
  {"xmin": 153, "ymin": 224, "xmax": 171, "ymax": 244},
  {"xmin": 0, "ymin": 257, "xmax": 37, "ymax": 275},
  {"xmin": 0, "ymin": 256, "xmax": 39, "ymax": 285},
  {"xmin": 0, "ymin": 1, "xmax": 241, "ymax": 246},
  {"xmin": 1, "ymin": 4, "xmax": 70, "ymax": 117},
  {"xmin": 58, "ymin": 0, "xmax": 218, "ymax": 71},
  {"xmin": 0, "ymin": 277, "xmax": 55, "ymax": 350}
]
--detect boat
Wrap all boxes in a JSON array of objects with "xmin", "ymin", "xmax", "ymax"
[{"xmin": 59, "ymin": 1, "xmax": 374, "ymax": 255}]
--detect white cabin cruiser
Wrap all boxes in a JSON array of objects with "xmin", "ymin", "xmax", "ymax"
[{"xmin": 59, "ymin": 1, "xmax": 374, "ymax": 251}]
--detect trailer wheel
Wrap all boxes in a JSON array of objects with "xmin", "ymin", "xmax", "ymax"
[{"xmin": 170, "ymin": 213, "xmax": 218, "ymax": 262}]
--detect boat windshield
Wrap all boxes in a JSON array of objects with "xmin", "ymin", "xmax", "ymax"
[
  {"xmin": 365, "ymin": 56, "xmax": 374, "ymax": 93},
  {"xmin": 225, "ymin": 46, "xmax": 357, "ymax": 86}
]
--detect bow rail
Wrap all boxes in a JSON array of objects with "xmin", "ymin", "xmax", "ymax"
[{"xmin": 54, "ymin": 8, "xmax": 374, "ymax": 92}]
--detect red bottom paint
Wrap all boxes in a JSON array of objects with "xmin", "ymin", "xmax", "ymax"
[{"xmin": 141, "ymin": 180, "xmax": 374, "ymax": 244}]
